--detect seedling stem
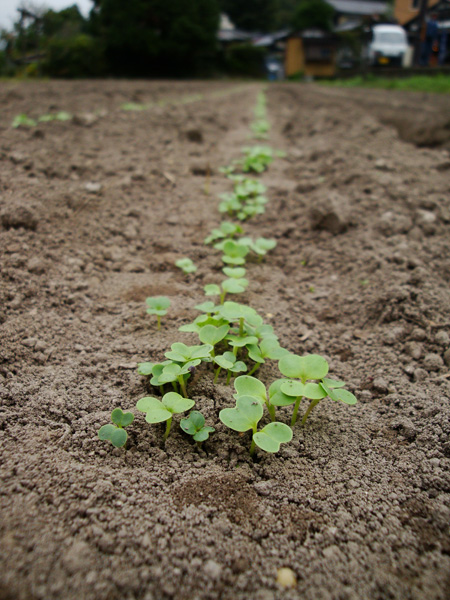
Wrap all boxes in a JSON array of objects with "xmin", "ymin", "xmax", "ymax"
[
  {"xmin": 301, "ymin": 399, "xmax": 321, "ymax": 425},
  {"xmin": 291, "ymin": 397, "xmax": 303, "ymax": 426},
  {"xmin": 164, "ymin": 417, "xmax": 173, "ymax": 440}
]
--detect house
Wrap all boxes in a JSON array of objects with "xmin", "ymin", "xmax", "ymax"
[
  {"xmin": 285, "ymin": 29, "xmax": 338, "ymax": 77},
  {"xmin": 394, "ymin": 0, "xmax": 440, "ymax": 25}
]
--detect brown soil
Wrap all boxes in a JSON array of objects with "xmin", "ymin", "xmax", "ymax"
[{"xmin": 1, "ymin": 80, "xmax": 450, "ymax": 600}]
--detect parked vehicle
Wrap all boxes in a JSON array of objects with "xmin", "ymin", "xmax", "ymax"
[{"xmin": 366, "ymin": 24, "xmax": 408, "ymax": 67}]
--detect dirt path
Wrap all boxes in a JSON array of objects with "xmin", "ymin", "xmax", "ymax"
[{"xmin": 0, "ymin": 81, "xmax": 449, "ymax": 600}]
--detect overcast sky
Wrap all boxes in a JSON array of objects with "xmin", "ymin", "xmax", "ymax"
[{"xmin": 0, "ymin": 0, "xmax": 93, "ymax": 30}]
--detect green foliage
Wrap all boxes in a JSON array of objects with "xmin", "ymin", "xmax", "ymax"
[
  {"xmin": 222, "ymin": 43, "xmax": 267, "ymax": 77},
  {"xmin": 241, "ymin": 146, "xmax": 275, "ymax": 173},
  {"xmin": 278, "ymin": 353, "xmax": 357, "ymax": 425},
  {"xmin": 180, "ymin": 411, "xmax": 215, "ymax": 442},
  {"xmin": 146, "ymin": 296, "xmax": 170, "ymax": 330},
  {"xmin": 292, "ymin": 0, "xmax": 334, "ymax": 32},
  {"xmin": 322, "ymin": 74, "xmax": 450, "ymax": 95},
  {"xmin": 12, "ymin": 114, "xmax": 37, "ymax": 128},
  {"xmin": 204, "ymin": 221, "xmax": 243, "ymax": 245},
  {"xmin": 98, "ymin": 408, "xmax": 134, "ymax": 448},
  {"xmin": 94, "ymin": 0, "xmax": 220, "ymax": 76},
  {"xmin": 219, "ymin": 0, "xmax": 278, "ymax": 32},
  {"xmin": 219, "ymin": 395, "xmax": 292, "ymax": 454},
  {"xmin": 253, "ymin": 422, "xmax": 293, "ymax": 452},
  {"xmin": 175, "ymin": 257, "xmax": 197, "ymax": 274},
  {"xmin": 137, "ymin": 392, "xmax": 195, "ymax": 440},
  {"xmin": 43, "ymin": 34, "xmax": 105, "ymax": 77}
]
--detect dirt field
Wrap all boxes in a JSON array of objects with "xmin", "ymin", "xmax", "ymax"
[{"xmin": 1, "ymin": 80, "xmax": 449, "ymax": 600}]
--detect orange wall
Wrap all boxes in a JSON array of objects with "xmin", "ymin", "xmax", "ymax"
[{"xmin": 394, "ymin": 0, "xmax": 440, "ymax": 25}]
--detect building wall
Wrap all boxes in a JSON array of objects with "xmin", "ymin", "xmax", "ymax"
[
  {"xmin": 285, "ymin": 37, "xmax": 336, "ymax": 77},
  {"xmin": 285, "ymin": 38, "xmax": 304, "ymax": 76},
  {"xmin": 394, "ymin": 0, "xmax": 440, "ymax": 25}
]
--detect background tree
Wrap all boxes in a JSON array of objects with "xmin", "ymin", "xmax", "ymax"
[
  {"xmin": 292, "ymin": 0, "xmax": 335, "ymax": 31},
  {"xmin": 92, "ymin": 0, "xmax": 220, "ymax": 76},
  {"xmin": 218, "ymin": 0, "xmax": 279, "ymax": 32}
]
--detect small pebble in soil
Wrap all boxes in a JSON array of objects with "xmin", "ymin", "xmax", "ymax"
[
  {"xmin": 423, "ymin": 353, "xmax": 444, "ymax": 371},
  {"xmin": 435, "ymin": 330, "xmax": 449, "ymax": 346},
  {"xmin": 276, "ymin": 568, "xmax": 297, "ymax": 588}
]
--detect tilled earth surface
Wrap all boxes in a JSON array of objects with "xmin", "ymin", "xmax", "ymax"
[{"xmin": 0, "ymin": 80, "xmax": 449, "ymax": 600}]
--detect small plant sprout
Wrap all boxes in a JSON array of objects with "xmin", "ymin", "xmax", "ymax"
[
  {"xmin": 234, "ymin": 375, "xmax": 276, "ymax": 421},
  {"xmin": 175, "ymin": 257, "xmax": 197, "ymax": 274},
  {"xmin": 250, "ymin": 119, "xmax": 270, "ymax": 139},
  {"xmin": 204, "ymin": 221, "xmax": 243, "ymax": 245},
  {"xmin": 180, "ymin": 411, "xmax": 215, "ymax": 445},
  {"xmin": 241, "ymin": 146, "xmax": 275, "ymax": 173},
  {"xmin": 213, "ymin": 351, "xmax": 247, "ymax": 384},
  {"xmin": 219, "ymin": 395, "xmax": 292, "ymax": 455},
  {"xmin": 137, "ymin": 392, "xmax": 195, "ymax": 441},
  {"xmin": 278, "ymin": 353, "xmax": 357, "ymax": 426},
  {"xmin": 164, "ymin": 343, "xmax": 213, "ymax": 396},
  {"xmin": 221, "ymin": 240, "xmax": 249, "ymax": 265},
  {"xmin": 246, "ymin": 338, "xmax": 289, "ymax": 375},
  {"xmin": 204, "ymin": 276, "xmax": 249, "ymax": 304},
  {"xmin": 12, "ymin": 114, "xmax": 37, "ymax": 128},
  {"xmin": 198, "ymin": 324, "xmax": 230, "ymax": 356},
  {"xmin": 98, "ymin": 408, "xmax": 134, "ymax": 448},
  {"xmin": 146, "ymin": 296, "xmax": 170, "ymax": 330},
  {"xmin": 239, "ymin": 237, "xmax": 277, "ymax": 260}
]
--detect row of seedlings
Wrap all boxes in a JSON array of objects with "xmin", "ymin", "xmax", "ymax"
[{"xmin": 99, "ymin": 90, "xmax": 357, "ymax": 456}]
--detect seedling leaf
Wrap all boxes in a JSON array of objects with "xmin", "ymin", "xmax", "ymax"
[
  {"xmin": 199, "ymin": 324, "xmax": 229, "ymax": 346},
  {"xmin": 269, "ymin": 379, "xmax": 297, "ymax": 407},
  {"xmin": 278, "ymin": 353, "xmax": 329, "ymax": 381},
  {"xmin": 110, "ymin": 428, "xmax": 128, "ymax": 447},
  {"xmin": 111, "ymin": 408, "xmax": 134, "ymax": 427},
  {"xmin": 234, "ymin": 375, "xmax": 266, "ymax": 404},
  {"xmin": 137, "ymin": 362, "xmax": 154, "ymax": 376},
  {"xmin": 98, "ymin": 424, "xmax": 115, "ymax": 440},
  {"xmin": 219, "ymin": 395, "xmax": 263, "ymax": 432},
  {"xmin": 253, "ymin": 422, "xmax": 293, "ymax": 453}
]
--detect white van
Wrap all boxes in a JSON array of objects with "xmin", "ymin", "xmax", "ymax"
[{"xmin": 367, "ymin": 24, "xmax": 408, "ymax": 67}]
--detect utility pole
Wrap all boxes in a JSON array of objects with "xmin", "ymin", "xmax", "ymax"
[{"xmin": 413, "ymin": 0, "xmax": 429, "ymax": 65}]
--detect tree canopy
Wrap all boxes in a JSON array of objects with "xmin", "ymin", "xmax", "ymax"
[
  {"xmin": 92, "ymin": 0, "xmax": 220, "ymax": 76},
  {"xmin": 292, "ymin": 0, "xmax": 335, "ymax": 32}
]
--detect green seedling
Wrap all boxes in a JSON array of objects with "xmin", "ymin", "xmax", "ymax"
[
  {"xmin": 246, "ymin": 338, "xmax": 289, "ymax": 375},
  {"xmin": 121, "ymin": 102, "xmax": 148, "ymax": 111},
  {"xmin": 98, "ymin": 408, "xmax": 134, "ymax": 448},
  {"xmin": 213, "ymin": 351, "xmax": 247, "ymax": 383},
  {"xmin": 12, "ymin": 114, "xmax": 37, "ymax": 128},
  {"xmin": 55, "ymin": 111, "xmax": 72, "ymax": 121},
  {"xmin": 278, "ymin": 353, "xmax": 357, "ymax": 425},
  {"xmin": 239, "ymin": 237, "xmax": 277, "ymax": 259},
  {"xmin": 218, "ymin": 191, "xmax": 243, "ymax": 216},
  {"xmin": 137, "ymin": 392, "xmax": 194, "ymax": 441},
  {"xmin": 219, "ymin": 165, "xmax": 236, "ymax": 176},
  {"xmin": 179, "ymin": 312, "xmax": 228, "ymax": 334},
  {"xmin": 219, "ymin": 395, "xmax": 292, "ymax": 455},
  {"xmin": 250, "ymin": 119, "xmax": 270, "ymax": 139},
  {"xmin": 234, "ymin": 375, "xmax": 276, "ymax": 421},
  {"xmin": 175, "ymin": 257, "xmax": 197, "ymax": 274},
  {"xmin": 198, "ymin": 324, "xmax": 230, "ymax": 355},
  {"xmin": 180, "ymin": 411, "xmax": 215, "ymax": 444},
  {"xmin": 221, "ymin": 240, "xmax": 249, "ymax": 266},
  {"xmin": 204, "ymin": 276, "xmax": 249, "ymax": 304},
  {"xmin": 38, "ymin": 114, "xmax": 55, "ymax": 122},
  {"xmin": 146, "ymin": 296, "xmax": 170, "ymax": 330},
  {"xmin": 241, "ymin": 146, "xmax": 274, "ymax": 173},
  {"xmin": 194, "ymin": 301, "xmax": 218, "ymax": 314},
  {"xmin": 164, "ymin": 342, "xmax": 213, "ymax": 396},
  {"xmin": 222, "ymin": 266, "xmax": 246, "ymax": 279},
  {"xmin": 204, "ymin": 221, "xmax": 243, "ymax": 245}
]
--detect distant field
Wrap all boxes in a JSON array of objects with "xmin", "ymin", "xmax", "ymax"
[{"xmin": 324, "ymin": 73, "xmax": 450, "ymax": 94}]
